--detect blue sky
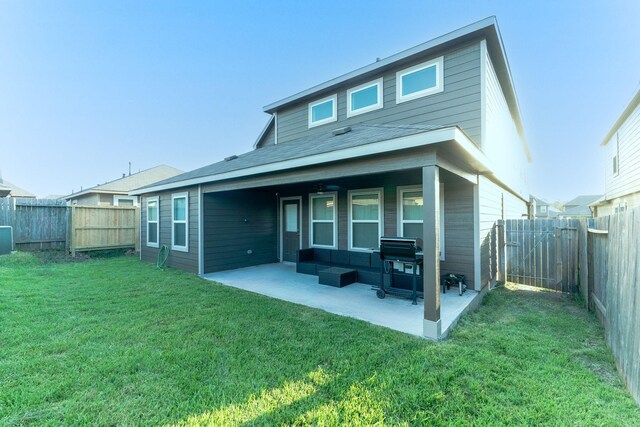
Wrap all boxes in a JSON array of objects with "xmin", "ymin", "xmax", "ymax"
[{"xmin": 1, "ymin": 1, "xmax": 639, "ymax": 200}]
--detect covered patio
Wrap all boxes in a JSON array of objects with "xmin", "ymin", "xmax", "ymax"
[{"xmin": 204, "ymin": 263, "xmax": 480, "ymax": 338}]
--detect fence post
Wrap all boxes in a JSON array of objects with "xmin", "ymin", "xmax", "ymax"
[
  {"xmin": 578, "ymin": 219, "xmax": 589, "ymax": 308},
  {"xmin": 496, "ymin": 220, "xmax": 506, "ymax": 282},
  {"xmin": 70, "ymin": 205, "xmax": 76, "ymax": 257}
]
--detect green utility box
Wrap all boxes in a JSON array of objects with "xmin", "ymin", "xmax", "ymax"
[{"xmin": 0, "ymin": 226, "xmax": 13, "ymax": 255}]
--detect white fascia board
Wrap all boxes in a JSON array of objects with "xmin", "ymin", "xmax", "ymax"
[{"xmin": 131, "ymin": 127, "xmax": 460, "ymax": 195}]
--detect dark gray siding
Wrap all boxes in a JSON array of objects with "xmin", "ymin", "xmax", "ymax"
[
  {"xmin": 276, "ymin": 42, "xmax": 481, "ymax": 145},
  {"xmin": 140, "ymin": 187, "xmax": 199, "ymax": 274},
  {"xmin": 256, "ymin": 121, "xmax": 276, "ymax": 148},
  {"xmin": 440, "ymin": 179, "xmax": 475, "ymax": 289},
  {"xmin": 203, "ymin": 190, "xmax": 278, "ymax": 273}
]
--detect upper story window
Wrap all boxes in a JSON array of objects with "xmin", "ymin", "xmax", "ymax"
[
  {"xmin": 613, "ymin": 132, "xmax": 620, "ymax": 176},
  {"xmin": 396, "ymin": 57, "xmax": 444, "ymax": 104},
  {"xmin": 308, "ymin": 95, "xmax": 337, "ymax": 128},
  {"xmin": 347, "ymin": 78, "xmax": 383, "ymax": 117}
]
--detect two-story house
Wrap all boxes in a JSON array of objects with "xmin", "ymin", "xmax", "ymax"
[
  {"xmin": 592, "ymin": 89, "xmax": 640, "ymax": 217},
  {"xmin": 132, "ymin": 17, "xmax": 531, "ymax": 339}
]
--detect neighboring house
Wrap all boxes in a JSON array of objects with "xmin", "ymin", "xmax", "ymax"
[
  {"xmin": 592, "ymin": 89, "xmax": 640, "ymax": 217},
  {"xmin": 131, "ymin": 17, "xmax": 531, "ymax": 339},
  {"xmin": 531, "ymin": 196, "xmax": 559, "ymax": 218},
  {"xmin": 558, "ymin": 194, "xmax": 602, "ymax": 219},
  {"xmin": 64, "ymin": 165, "xmax": 183, "ymax": 206},
  {"xmin": 0, "ymin": 179, "xmax": 36, "ymax": 198}
]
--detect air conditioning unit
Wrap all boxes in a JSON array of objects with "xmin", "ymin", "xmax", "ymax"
[{"xmin": 0, "ymin": 226, "xmax": 13, "ymax": 255}]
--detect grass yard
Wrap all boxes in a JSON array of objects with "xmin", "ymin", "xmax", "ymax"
[{"xmin": 1, "ymin": 253, "xmax": 639, "ymax": 426}]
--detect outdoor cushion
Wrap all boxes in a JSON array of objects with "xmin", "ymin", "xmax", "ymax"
[
  {"xmin": 330, "ymin": 249, "xmax": 349, "ymax": 265},
  {"xmin": 314, "ymin": 248, "xmax": 331, "ymax": 262},
  {"xmin": 349, "ymin": 251, "xmax": 371, "ymax": 268}
]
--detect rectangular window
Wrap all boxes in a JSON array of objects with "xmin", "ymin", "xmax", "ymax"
[
  {"xmin": 310, "ymin": 193, "xmax": 336, "ymax": 248},
  {"xmin": 114, "ymin": 195, "xmax": 137, "ymax": 206},
  {"xmin": 308, "ymin": 94, "xmax": 337, "ymax": 128},
  {"xmin": 349, "ymin": 189, "xmax": 382, "ymax": 250},
  {"xmin": 172, "ymin": 192, "xmax": 188, "ymax": 252},
  {"xmin": 347, "ymin": 78, "xmax": 383, "ymax": 117},
  {"xmin": 396, "ymin": 57, "xmax": 444, "ymax": 104},
  {"xmin": 146, "ymin": 197, "xmax": 159, "ymax": 248},
  {"xmin": 398, "ymin": 186, "xmax": 444, "ymax": 260}
]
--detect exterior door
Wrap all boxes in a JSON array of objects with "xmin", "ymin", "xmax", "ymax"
[{"xmin": 282, "ymin": 199, "xmax": 300, "ymax": 262}]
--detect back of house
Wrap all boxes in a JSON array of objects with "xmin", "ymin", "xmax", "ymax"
[{"xmin": 132, "ymin": 17, "xmax": 531, "ymax": 339}]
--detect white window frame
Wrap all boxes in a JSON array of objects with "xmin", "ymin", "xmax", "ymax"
[
  {"xmin": 348, "ymin": 188, "xmax": 383, "ymax": 251},
  {"xmin": 396, "ymin": 56, "xmax": 444, "ymax": 104},
  {"xmin": 347, "ymin": 78, "xmax": 383, "ymax": 118},
  {"xmin": 146, "ymin": 197, "xmax": 159, "ymax": 248},
  {"xmin": 397, "ymin": 185, "xmax": 445, "ymax": 261},
  {"xmin": 308, "ymin": 94, "xmax": 337, "ymax": 128},
  {"xmin": 171, "ymin": 192, "xmax": 189, "ymax": 252},
  {"xmin": 309, "ymin": 192, "xmax": 337, "ymax": 249},
  {"xmin": 113, "ymin": 195, "xmax": 137, "ymax": 206},
  {"xmin": 540, "ymin": 205, "xmax": 548, "ymax": 214},
  {"xmin": 613, "ymin": 132, "xmax": 620, "ymax": 177}
]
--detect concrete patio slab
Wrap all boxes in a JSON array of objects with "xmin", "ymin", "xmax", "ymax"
[{"xmin": 203, "ymin": 263, "xmax": 480, "ymax": 338}]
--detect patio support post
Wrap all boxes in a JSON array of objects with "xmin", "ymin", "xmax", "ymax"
[{"xmin": 422, "ymin": 165, "xmax": 441, "ymax": 339}]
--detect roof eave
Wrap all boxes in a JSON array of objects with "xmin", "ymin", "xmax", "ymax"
[
  {"xmin": 263, "ymin": 17, "xmax": 500, "ymax": 114},
  {"xmin": 601, "ymin": 89, "xmax": 640, "ymax": 146}
]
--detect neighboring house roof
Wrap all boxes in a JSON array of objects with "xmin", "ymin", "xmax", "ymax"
[
  {"xmin": 560, "ymin": 205, "xmax": 593, "ymax": 217},
  {"xmin": 132, "ymin": 124, "xmax": 479, "ymax": 195},
  {"xmin": 601, "ymin": 88, "xmax": 640, "ymax": 145},
  {"xmin": 43, "ymin": 194, "xmax": 65, "ymax": 200},
  {"xmin": 0, "ymin": 183, "xmax": 10, "ymax": 197},
  {"xmin": 564, "ymin": 195, "xmax": 603, "ymax": 208},
  {"xmin": 65, "ymin": 165, "xmax": 183, "ymax": 200},
  {"xmin": 0, "ymin": 180, "xmax": 36, "ymax": 198},
  {"xmin": 262, "ymin": 16, "xmax": 529, "ymax": 160},
  {"xmin": 531, "ymin": 196, "xmax": 549, "ymax": 205}
]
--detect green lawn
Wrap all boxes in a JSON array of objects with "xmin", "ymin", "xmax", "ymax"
[{"xmin": 0, "ymin": 252, "xmax": 638, "ymax": 426}]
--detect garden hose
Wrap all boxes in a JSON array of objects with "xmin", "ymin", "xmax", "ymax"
[{"xmin": 157, "ymin": 244, "xmax": 169, "ymax": 269}]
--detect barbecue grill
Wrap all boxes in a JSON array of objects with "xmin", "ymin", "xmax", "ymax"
[{"xmin": 376, "ymin": 236, "xmax": 423, "ymax": 304}]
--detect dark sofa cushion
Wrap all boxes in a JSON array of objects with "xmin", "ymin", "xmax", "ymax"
[
  {"xmin": 297, "ymin": 248, "xmax": 315, "ymax": 263},
  {"xmin": 314, "ymin": 248, "xmax": 331, "ymax": 263},
  {"xmin": 349, "ymin": 251, "xmax": 371, "ymax": 268},
  {"xmin": 371, "ymin": 251, "xmax": 383, "ymax": 269},
  {"xmin": 330, "ymin": 249, "xmax": 349, "ymax": 265}
]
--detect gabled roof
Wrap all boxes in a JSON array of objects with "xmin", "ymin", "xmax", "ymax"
[
  {"xmin": 564, "ymin": 194, "xmax": 603, "ymax": 208},
  {"xmin": 65, "ymin": 165, "xmax": 183, "ymax": 200},
  {"xmin": 132, "ymin": 124, "xmax": 458, "ymax": 195},
  {"xmin": 263, "ymin": 16, "xmax": 525, "ymax": 145},
  {"xmin": 561, "ymin": 205, "xmax": 593, "ymax": 217},
  {"xmin": 253, "ymin": 115, "xmax": 275, "ymax": 149},
  {"xmin": 602, "ymin": 88, "xmax": 640, "ymax": 145},
  {"xmin": 0, "ymin": 180, "xmax": 36, "ymax": 198}
]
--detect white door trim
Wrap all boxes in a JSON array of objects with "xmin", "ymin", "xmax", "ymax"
[{"xmin": 279, "ymin": 196, "xmax": 302, "ymax": 262}]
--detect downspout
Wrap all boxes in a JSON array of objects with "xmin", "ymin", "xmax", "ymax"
[
  {"xmin": 198, "ymin": 184, "xmax": 204, "ymax": 276},
  {"xmin": 274, "ymin": 112, "xmax": 278, "ymax": 145}
]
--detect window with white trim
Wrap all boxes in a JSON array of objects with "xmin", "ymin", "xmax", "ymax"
[
  {"xmin": 347, "ymin": 78, "xmax": 383, "ymax": 117},
  {"xmin": 349, "ymin": 189, "xmax": 382, "ymax": 250},
  {"xmin": 308, "ymin": 95, "xmax": 337, "ymax": 128},
  {"xmin": 398, "ymin": 186, "xmax": 445, "ymax": 260},
  {"xmin": 172, "ymin": 192, "xmax": 188, "ymax": 251},
  {"xmin": 146, "ymin": 197, "xmax": 159, "ymax": 248},
  {"xmin": 114, "ymin": 195, "xmax": 137, "ymax": 206},
  {"xmin": 396, "ymin": 57, "xmax": 444, "ymax": 104},
  {"xmin": 310, "ymin": 193, "xmax": 336, "ymax": 248}
]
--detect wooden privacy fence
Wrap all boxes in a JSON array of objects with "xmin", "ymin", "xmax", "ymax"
[
  {"xmin": 585, "ymin": 208, "xmax": 640, "ymax": 405},
  {"xmin": 70, "ymin": 205, "xmax": 140, "ymax": 255},
  {"xmin": 0, "ymin": 198, "xmax": 139, "ymax": 253},
  {"xmin": 0, "ymin": 198, "xmax": 68, "ymax": 250},
  {"xmin": 504, "ymin": 218, "xmax": 580, "ymax": 292}
]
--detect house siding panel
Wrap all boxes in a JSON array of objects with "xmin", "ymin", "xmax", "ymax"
[
  {"xmin": 140, "ymin": 188, "xmax": 199, "ymax": 274},
  {"xmin": 275, "ymin": 42, "xmax": 482, "ymax": 146},
  {"xmin": 203, "ymin": 190, "xmax": 277, "ymax": 273},
  {"xmin": 604, "ymin": 101, "xmax": 640, "ymax": 201},
  {"xmin": 484, "ymin": 48, "xmax": 529, "ymax": 197},
  {"xmin": 440, "ymin": 179, "xmax": 475, "ymax": 289},
  {"xmin": 478, "ymin": 176, "xmax": 527, "ymax": 287}
]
